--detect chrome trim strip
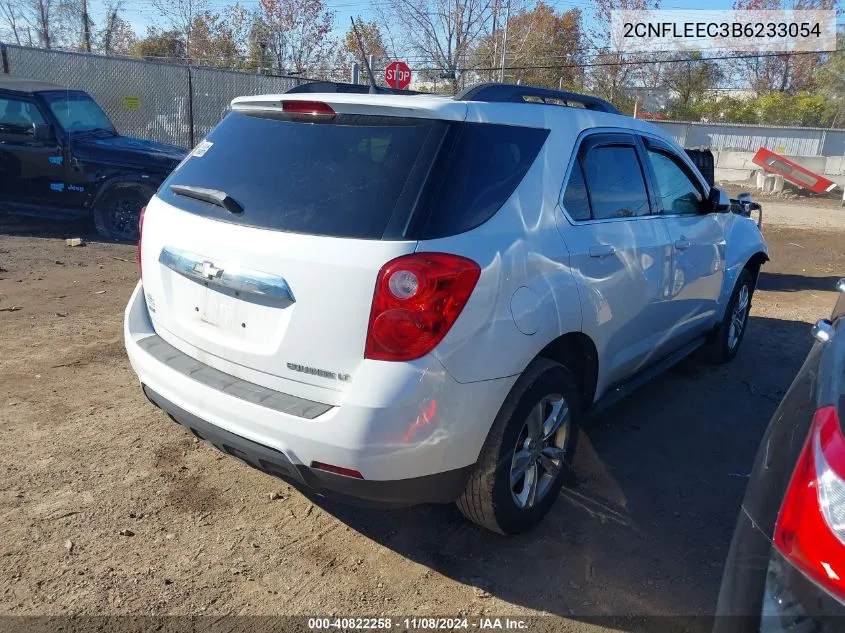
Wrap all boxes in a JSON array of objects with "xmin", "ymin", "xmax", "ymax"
[{"xmin": 158, "ymin": 246, "xmax": 295, "ymax": 303}]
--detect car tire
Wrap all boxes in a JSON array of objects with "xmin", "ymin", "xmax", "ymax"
[
  {"xmin": 703, "ymin": 268, "xmax": 755, "ymax": 364},
  {"xmin": 93, "ymin": 183, "xmax": 153, "ymax": 242},
  {"xmin": 456, "ymin": 358, "xmax": 580, "ymax": 535}
]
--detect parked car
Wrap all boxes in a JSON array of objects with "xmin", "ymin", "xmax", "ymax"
[
  {"xmin": 715, "ymin": 279, "xmax": 845, "ymax": 632},
  {"xmin": 125, "ymin": 82, "xmax": 769, "ymax": 534},
  {"xmin": 0, "ymin": 77, "xmax": 187, "ymax": 240}
]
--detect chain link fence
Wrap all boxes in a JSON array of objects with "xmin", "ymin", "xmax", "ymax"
[{"xmin": 0, "ymin": 45, "xmax": 304, "ymax": 148}]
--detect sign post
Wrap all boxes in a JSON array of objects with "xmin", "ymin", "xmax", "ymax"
[{"xmin": 384, "ymin": 61, "xmax": 411, "ymax": 90}]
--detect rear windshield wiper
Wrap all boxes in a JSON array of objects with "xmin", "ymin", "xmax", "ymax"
[{"xmin": 170, "ymin": 184, "xmax": 244, "ymax": 215}]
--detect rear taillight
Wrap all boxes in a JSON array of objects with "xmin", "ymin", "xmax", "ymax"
[
  {"xmin": 774, "ymin": 406, "xmax": 845, "ymax": 599},
  {"xmin": 365, "ymin": 253, "xmax": 481, "ymax": 362},
  {"xmin": 137, "ymin": 205, "xmax": 146, "ymax": 278}
]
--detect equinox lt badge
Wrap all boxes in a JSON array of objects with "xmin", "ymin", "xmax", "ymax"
[{"xmin": 287, "ymin": 363, "xmax": 351, "ymax": 382}]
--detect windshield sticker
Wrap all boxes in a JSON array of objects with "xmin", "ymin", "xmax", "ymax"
[
  {"xmin": 48, "ymin": 156, "xmax": 63, "ymax": 166},
  {"xmin": 192, "ymin": 140, "xmax": 213, "ymax": 158}
]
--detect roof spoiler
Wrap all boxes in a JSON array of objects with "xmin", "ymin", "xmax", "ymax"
[
  {"xmin": 454, "ymin": 83, "xmax": 620, "ymax": 114},
  {"xmin": 286, "ymin": 81, "xmax": 422, "ymax": 96}
]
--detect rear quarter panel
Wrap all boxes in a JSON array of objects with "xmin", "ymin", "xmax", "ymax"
[{"xmin": 421, "ymin": 109, "xmax": 585, "ymax": 384}]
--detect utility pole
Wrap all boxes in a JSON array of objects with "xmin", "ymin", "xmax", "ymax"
[{"xmin": 498, "ymin": 0, "xmax": 510, "ymax": 83}]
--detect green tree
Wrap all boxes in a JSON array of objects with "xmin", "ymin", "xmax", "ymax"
[
  {"xmin": 813, "ymin": 40, "xmax": 845, "ymax": 127},
  {"xmin": 342, "ymin": 16, "xmax": 387, "ymax": 69},
  {"xmin": 132, "ymin": 27, "xmax": 186, "ymax": 63},
  {"xmin": 473, "ymin": 3, "xmax": 583, "ymax": 89},
  {"xmin": 190, "ymin": 11, "xmax": 239, "ymax": 68},
  {"xmin": 662, "ymin": 52, "xmax": 722, "ymax": 113}
]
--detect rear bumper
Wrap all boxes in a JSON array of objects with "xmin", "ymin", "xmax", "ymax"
[
  {"xmin": 142, "ymin": 385, "xmax": 472, "ymax": 507},
  {"xmin": 124, "ymin": 282, "xmax": 514, "ymax": 504}
]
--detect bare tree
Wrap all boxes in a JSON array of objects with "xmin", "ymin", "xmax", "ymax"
[
  {"xmin": 380, "ymin": 0, "xmax": 498, "ymax": 92},
  {"xmin": 731, "ymin": 0, "xmax": 837, "ymax": 94},
  {"xmin": 31, "ymin": 0, "xmax": 53, "ymax": 48},
  {"xmin": 257, "ymin": 0, "xmax": 335, "ymax": 75},
  {"xmin": 585, "ymin": 0, "xmax": 662, "ymax": 110},
  {"xmin": 80, "ymin": 0, "xmax": 91, "ymax": 51},
  {"xmin": 150, "ymin": 0, "xmax": 209, "ymax": 59},
  {"xmin": 100, "ymin": 1, "xmax": 135, "ymax": 55},
  {"xmin": 0, "ymin": 1, "xmax": 24, "ymax": 44},
  {"xmin": 4, "ymin": 0, "xmax": 62, "ymax": 48}
]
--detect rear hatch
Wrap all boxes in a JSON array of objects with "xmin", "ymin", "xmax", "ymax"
[{"xmin": 139, "ymin": 94, "xmax": 547, "ymax": 403}]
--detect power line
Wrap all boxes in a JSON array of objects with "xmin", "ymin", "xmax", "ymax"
[{"xmin": 443, "ymin": 47, "xmax": 843, "ymax": 72}]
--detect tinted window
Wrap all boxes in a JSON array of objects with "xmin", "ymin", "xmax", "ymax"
[
  {"xmin": 0, "ymin": 97, "xmax": 45, "ymax": 135},
  {"xmin": 647, "ymin": 150, "xmax": 703, "ymax": 215},
  {"xmin": 159, "ymin": 112, "xmax": 439, "ymax": 239},
  {"xmin": 582, "ymin": 145, "xmax": 649, "ymax": 219},
  {"xmin": 416, "ymin": 123, "xmax": 549, "ymax": 238},
  {"xmin": 159, "ymin": 112, "xmax": 548, "ymax": 240},
  {"xmin": 40, "ymin": 91, "xmax": 115, "ymax": 134},
  {"xmin": 562, "ymin": 161, "xmax": 591, "ymax": 221}
]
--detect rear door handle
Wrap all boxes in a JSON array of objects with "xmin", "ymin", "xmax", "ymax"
[
  {"xmin": 589, "ymin": 245, "xmax": 616, "ymax": 258},
  {"xmin": 674, "ymin": 239, "xmax": 691, "ymax": 250}
]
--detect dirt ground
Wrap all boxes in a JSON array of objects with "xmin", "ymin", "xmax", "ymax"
[{"xmin": 0, "ymin": 200, "xmax": 843, "ymax": 632}]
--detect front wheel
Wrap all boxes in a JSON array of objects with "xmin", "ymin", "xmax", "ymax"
[
  {"xmin": 456, "ymin": 358, "xmax": 581, "ymax": 535},
  {"xmin": 93, "ymin": 184, "xmax": 152, "ymax": 242},
  {"xmin": 703, "ymin": 268, "xmax": 755, "ymax": 364}
]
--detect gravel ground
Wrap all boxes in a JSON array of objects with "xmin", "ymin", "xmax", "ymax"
[{"xmin": 0, "ymin": 202, "xmax": 843, "ymax": 632}]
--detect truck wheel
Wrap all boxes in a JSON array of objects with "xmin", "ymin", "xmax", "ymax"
[
  {"xmin": 93, "ymin": 184, "xmax": 152, "ymax": 242},
  {"xmin": 704, "ymin": 268, "xmax": 755, "ymax": 364},
  {"xmin": 456, "ymin": 358, "xmax": 580, "ymax": 535}
]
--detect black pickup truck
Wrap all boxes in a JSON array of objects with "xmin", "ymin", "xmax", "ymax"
[{"xmin": 0, "ymin": 77, "xmax": 187, "ymax": 240}]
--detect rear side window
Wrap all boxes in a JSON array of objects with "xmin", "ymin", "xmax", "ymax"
[
  {"xmin": 158, "ymin": 111, "xmax": 548, "ymax": 240},
  {"xmin": 581, "ymin": 146, "xmax": 649, "ymax": 220},
  {"xmin": 415, "ymin": 123, "xmax": 549, "ymax": 238}
]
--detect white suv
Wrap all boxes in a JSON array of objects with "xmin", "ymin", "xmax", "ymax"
[{"xmin": 125, "ymin": 83, "xmax": 768, "ymax": 534}]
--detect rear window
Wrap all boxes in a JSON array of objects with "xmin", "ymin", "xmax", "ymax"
[{"xmin": 158, "ymin": 110, "xmax": 548, "ymax": 240}]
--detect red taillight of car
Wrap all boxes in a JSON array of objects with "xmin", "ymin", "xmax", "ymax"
[
  {"xmin": 282, "ymin": 100, "xmax": 335, "ymax": 116},
  {"xmin": 774, "ymin": 406, "xmax": 845, "ymax": 599},
  {"xmin": 137, "ymin": 205, "xmax": 146, "ymax": 278},
  {"xmin": 364, "ymin": 253, "xmax": 481, "ymax": 362}
]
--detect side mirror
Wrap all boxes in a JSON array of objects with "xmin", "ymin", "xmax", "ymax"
[
  {"xmin": 708, "ymin": 186, "xmax": 731, "ymax": 213},
  {"xmin": 33, "ymin": 123, "xmax": 56, "ymax": 144}
]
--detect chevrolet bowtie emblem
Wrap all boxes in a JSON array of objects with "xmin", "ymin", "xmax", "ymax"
[{"xmin": 194, "ymin": 260, "xmax": 224, "ymax": 279}]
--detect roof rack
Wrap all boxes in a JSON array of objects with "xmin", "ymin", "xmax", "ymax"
[
  {"xmin": 286, "ymin": 81, "xmax": 421, "ymax": 96},
  {"xmin": 454, "ymin": 83, "xmax": 620, "ymax": 114}
]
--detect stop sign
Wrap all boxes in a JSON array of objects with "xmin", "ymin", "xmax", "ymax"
[{"xmin": 385, "ymin": 61, "xmax": 411, "ymax": 90}]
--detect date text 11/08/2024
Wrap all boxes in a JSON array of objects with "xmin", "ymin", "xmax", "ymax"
[{"xmin": 307, "ymin": 617, "xmax": 530, "ymax": 630}]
